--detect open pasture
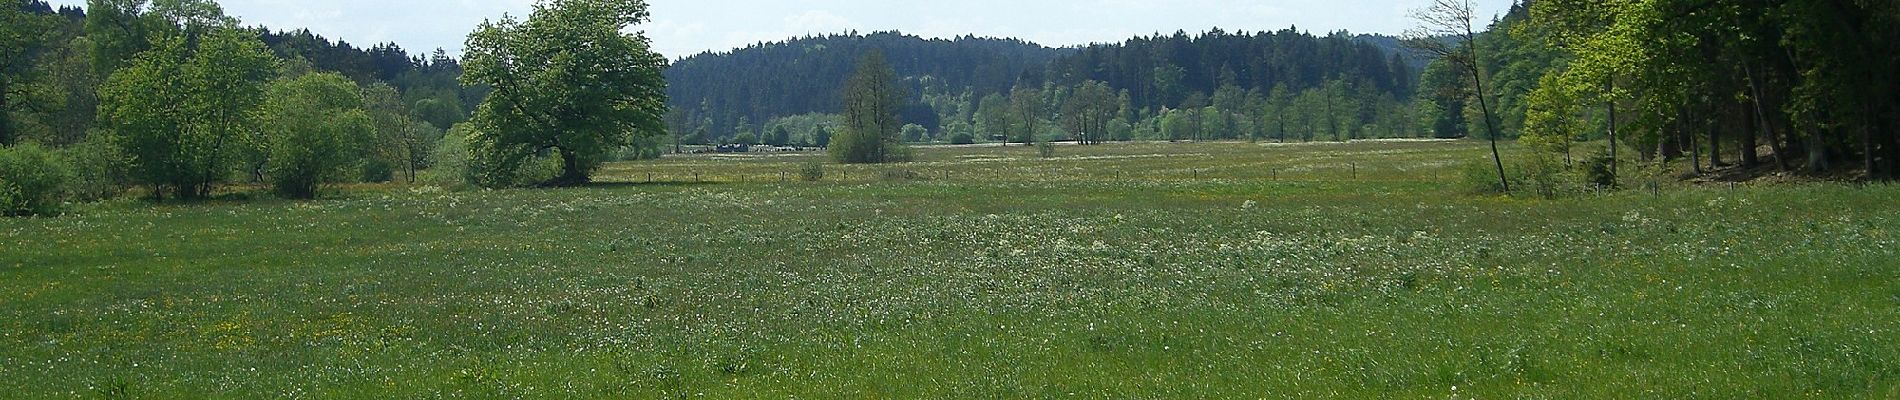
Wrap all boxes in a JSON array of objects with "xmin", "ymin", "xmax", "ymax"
[{"xmin": 2, "ymin": 140, "xmax": 1896, "ymax": 398}]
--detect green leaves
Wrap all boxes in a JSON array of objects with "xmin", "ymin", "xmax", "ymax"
[
  {"xmin": 832, "ymin": 51, "xmax": 907, "ymax": 164},
  {"xmin": 258, "ymin": 72, "xmax": 372, "ymax": 199},
  {"xmin": 461, "ymin": 0, "xmax": 670, "ymax": 187},
  {"xmin": 98, "ymin": 27, "xmax": 275, "ymax": 200}
]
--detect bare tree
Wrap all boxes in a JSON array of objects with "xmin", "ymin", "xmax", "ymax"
[{"xmin": 1407, "ymin": 0, "xmax": 1510, "ymax": 193}]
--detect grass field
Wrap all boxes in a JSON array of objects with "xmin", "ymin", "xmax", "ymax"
[{"xmin": 3, "ymin": 140, "xmax": 1896, "ymax": 398}]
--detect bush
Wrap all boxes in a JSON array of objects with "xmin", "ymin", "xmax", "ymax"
[
  {"xmin": 615, "ymin": 134, "xmax": 666, "ymax": 161},
  {"xmin": 361, "ymin": 158, "xmax": 396, "ymax": 183},
  {"xmin": 799, "ymin": 163, "xmax": 825, "ymax": 182},
  {"xmin": 1581, "ymin": 151, "xmax": 1618, "ymax": 189},
  {"xmin": 63, "ymin": 133, "xmax": 128, "ymax": 202},
  {"xmin": 1519, "ymin": 155, "xmax": 1582, "ymax": 199},
  {"xmin": 420, "ymin": 126, "xmax": 473, "ymax": 189},
  {"xmin": 1458, "ymin": 158, "xmax": 1514, "ymax": 195},
  {"xmin": 260, "ymin": 72, "xmax": 376, "ymax": 199},
  {"xmin": 0, "ymin": 143, "xmax": 76, "ymax": 217},
  {"xmin": 950, "ymin": 132, "xmax": 976, "ymax": 145},
  {"xmin": 1037, "ymin": 141, "xmax": 1056, "ymax": 158}
]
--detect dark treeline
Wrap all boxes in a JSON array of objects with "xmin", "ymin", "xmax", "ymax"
[
  {"xmin": 1045, "ymin": 29, "xmax": 1415, "ymax": 112},
  {"xmin": 665, "ymin": 29, "xmax": 1427, "ymax": 146},
  {"xmin": 665, "ymin": 31, "xmax": 1067, "ymax": 141}
]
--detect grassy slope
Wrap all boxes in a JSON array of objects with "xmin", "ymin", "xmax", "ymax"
[{"xmin": 2, "ymin": 141, "xmax": 1896, "ymax": 398}]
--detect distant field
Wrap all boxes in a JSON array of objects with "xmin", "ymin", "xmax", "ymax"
[{"xmin": 3, "ymin": 140, "xmax": 1896, "ymax": 398}]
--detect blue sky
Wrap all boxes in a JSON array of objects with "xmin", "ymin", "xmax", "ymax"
[{"xmin": 43, "ymin": 0, "xmax": 1515, "ymax": 58}]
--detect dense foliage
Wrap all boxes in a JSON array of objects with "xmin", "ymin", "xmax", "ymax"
[
  {"xmin": 666, "ymin": 32, "xmax": 1066, "ymax": 141},
  {"xmin": 98, "ymin": 26, "xmax": 275, "ymax": 200},
  {"xmin": 461, "ymin": 0, "xmax": 668, "ymax": 186},
  {"xmin": 667, "ymin": 30, "xmax": 1426, "ymax": 145},
  {"xmin": 258, "ymin": 72, "xmax": 373, "ymax": 199},
  {"xmin": 0, "ymin": 141, "xmax": 72, "ymax": 216},
  {"xmin": 2, "ymin": 0, "xmax": 487, "ymax": 204},
  {"xmin": 1423, "ymin": 0, "xmax": 1900, "ymax": 183}
]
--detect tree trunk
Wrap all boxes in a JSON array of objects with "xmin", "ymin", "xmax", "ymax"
[
  {"xmin": 1708, "ymin": 109, "xmax": 1722, "ymax": 169},
  {"xmin": 1863, "ymin": 119, "xmax": 1876, "ymax": 178},
  {"xmin": 1808, "ymin": 133, "xmax": 1830, "ymax": 172},
  {"xmin": 1740, "ymin": 61, "xmax": 1775, "ymax": 169},
  {"xmin": 1607, "ymin": 77, "xmax": 1618, "ymax": 182},
  {"xmin": 556, "ymin": 147, "xmax": 590, "ymax": 186},
  {"xmin": 1466, "ymin": 35, "xmax": 1509, "ymax": 194},
  {"xmin": 1740, "ymin": 100, "xmax": 1759, "ymax": 168},
  {"xmin": 1687, "ymin": 107, "xmax": 1703, "ymax": 175},
  {"xmin": 0, "ymin": 79, "xmax": 11, "ymax": 147}
]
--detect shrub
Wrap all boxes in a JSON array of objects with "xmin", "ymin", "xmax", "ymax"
[
  {"xmin": 1581, "ymin": 151, "xmax": 1618, "ymax": 189},
  {"xmin": 950, "ymin": 132, "xmax": 976, "ymax": 145},
  {"xmin": 260, "ymin": 72, "xmax": 375, "ymax": 199},
  {"xmin": 361, "ymin": 159, "xmax": 396, "ymax": 183},
  {"xmin": 63, "ymin": 133, "xmax": 129, "ymax": 202},
  {"xmin": 1037, "ymin": 141, "xmax": 1056, "ymax": 158},
  {"xmin": 799, "ymin": 163, "xmax": 825, "ymax": 182},
  {"xmin": 1519, "ymin": 155, "xmax": 1581, "ymax": 199},
  {"xmin": 1458, "ymin": 158, "xmax": 1514, "ymax": 195},
  {"xmin": 421, "ymin": 126, "xmax": 473, "ymax": 189},
  {"xmin": 0, "ymin": 143, "xmax": 76, "ymax": 217}
]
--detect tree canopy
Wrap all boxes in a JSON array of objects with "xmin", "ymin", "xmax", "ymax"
[{"xmin": 460, "ymin": 0, "xmax": 669, "ymax": 186}]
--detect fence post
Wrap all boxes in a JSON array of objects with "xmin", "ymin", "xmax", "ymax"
[
  {"xmin": 694, "ymin": 172, "xmax": 700, "ymax": 183},
  {"xmin": 1352, "ymin": 163, "xmax": 1358, "ymax": 180}
]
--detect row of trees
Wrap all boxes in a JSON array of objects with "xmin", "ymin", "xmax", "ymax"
[
  {"xmin": 4, "ymin": 0, "xmax": 668, "ymax": 215},
  {"xmin": 667, "ymin": 32, "xmax": 1064, "ymax": 141},
  {"xmin": 76, "ymin": 1, "xmax": 442, "ymax": 200},
  {"xmin": 665, "ymin": 29, "xmax": 1427, "ymax": 146},
  {"xmin": 1422, "ymin": 0, "xmax": 1900, "ymax": 190}
]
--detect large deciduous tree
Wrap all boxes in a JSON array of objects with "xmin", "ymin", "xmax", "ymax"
[
  {"xmin": 461, "ymin": 0, "xmax": 669, "ymax": 187},
  {"xmin": 831, "ymin": 51, "xmax": 907, "ymax": 164},
  {"xmin": 99, "ymin": 27, "xmax": 275, "ymax": 200}
]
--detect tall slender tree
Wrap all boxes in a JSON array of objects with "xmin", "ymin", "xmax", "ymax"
[
  {"xmin": 1411, "ymin": 0, "xmax": 1510, "ymax": 193},
  {"xmin": 832, "ymin": 51, "xmax": 906, "ymax": 164}
]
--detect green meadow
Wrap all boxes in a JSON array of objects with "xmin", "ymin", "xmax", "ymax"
[{"xmin": 3, "ymin": 140, "xmax": 1896, "ymax": 398}]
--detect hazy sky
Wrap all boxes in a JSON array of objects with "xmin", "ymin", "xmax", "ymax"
[{"xmin": 42, "ymin": 0, "xmax": 1515, "ymax": 58}]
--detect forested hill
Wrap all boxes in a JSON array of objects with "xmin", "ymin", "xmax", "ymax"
[
  {"xmin": 664, "ymin": 32, "xmax": 1070, "ymax": 138},
  {"xmin": 1045, "ymin": 29, "xmax": 1416, "ymax": 112},
  {"xmin": 664, "ymin": 30, "xmax": 1419, "ymax": 142}
]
